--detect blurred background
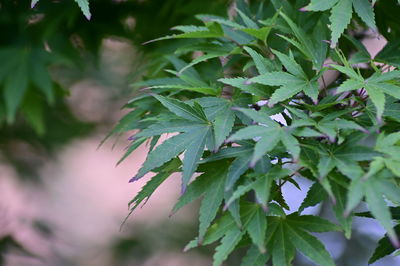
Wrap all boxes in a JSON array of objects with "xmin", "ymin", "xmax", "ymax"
[{"xmin": 0, "ymin": 1, "xmax": 399, "ymax": 265}]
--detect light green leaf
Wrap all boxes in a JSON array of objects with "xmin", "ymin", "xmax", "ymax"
[
  {"xmin": 182, "ymin": 127, "xmax": 210, "ymax": 191},
  {"xmin": 173, "ymin": 168, "xmax": 225, "ymax": 214},
  {"xmin": 31, "ymin": 0, "xmax": 40, "ymax": 8},
  {"xmin": 135, "ymin": 131, "xmax": 198, "ymax": 180},
  {"xmin": 330, "ymin": 0, "xmax": 353, "ymax": 47},
  {"xmin": 136, "ymin": 120, "xmax": 205, "ymax": 138},
  {"xmin": 227, "ymin": 125, "xmax": 271, "ymax": 142},
  {"xmin": 213, "ymin": 227, "xmax": 245, "ymax": 266},
  {"xmin": 243, "ymin": 46, "xmax": 274, "ymax": 74},
  {"xmin": 337, "ymin": 79, "xmax": 365, "ymax": 93},
  {"xmin": 271, "ymin": 223, "xmax": 295, "ymax": 266},
  {"xmin": 353, "ymin": 0, "xmax": 376, "ymax": 29},
  {"xmin": 365, "ymin": 178, "xmax": 399, "ymax": 246},
  {"xmin": 199, "ymin": 168, "xmax": 226, "ymax": 241},
  {"xmin": 178, "ymin": 53, "xmax": 225, "ymax": 75},
  {"xmin": 303, "ymin": 80, "xmax": 320, "ymax": 103},
  {"xmin": 366, "ymin": 84, "xmax": 386, "ymax": 119},
  {"xmin": 331, "ymin": 181, "xmax": 353, "ymax": 238},
  {"xmin": 253, "ymin": 174, "xmax": 273, "ymax": 211},
  {"xmin": 233, "ymin": 108, "xmax": 278, "ymax": 128},
  {"xmin": 252, "ymin": 131, "xmax": 280, "ymax": 165},
  {"xmin": 247, "ymin": 207, "xmax": 267, "ymax": 253},
  {"xmin": 122, "ymin": 159, "xmax": 180, "ymax": 226},
  {"xmin": 74, "ymin": 0, "xmax": 91, "ymax": 20},
  {"xmin": 271, "ymin": 49, "xmax": 307, "ymax": 79},
  {"xmin": 153, "ymin": 94, "xmax": 208, "ymax": 122},
  {"xmin": 269, "ymin": 83, "xmax": 304, "ymax": 105},
  {"xmin": 218, "ymin": 77, "xmax": 270, "ymax": 97},
  {"xmin": 226, "ymin": 154, "xmax": 252, "ymax": 190},
  {"xmin": 318, "ymin": 156, "xmax": 336, "ymax": 178},
  {"xmin": 250, "ymin": 72, "xmax": 301, "ymax": 86},
  {"xmin": 241, "ymin": 26, "xmax": 273, "ymax": 43},
  {"xmin": 145, "ymin": 21, "xmax": 224, "ymax": 44},
  {"xmin": 280, "ymin": 131, "xmax": 301, "ymax": 160},
  {"xmin": 305, "ymin": 0, "xmax": 339, "ymax": 11},
  {"xmin": 226, "ymin": 180, "xmax": 256, "ymax": 207},
  {"xmin": 241, "ymin": 245, "xmax": 270, "ymax": 266},
  {"xmin": 299, "ymin": 183, "xmax": 327, "ymax": 214},
  {"xmin": 214, "ymin": 109, "xmax": 235, "ymax": 151}
]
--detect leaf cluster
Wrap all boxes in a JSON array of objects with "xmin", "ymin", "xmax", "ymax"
[{"xmin": 108, "ymin": 0, "xmax": 400, "ymax": 264}]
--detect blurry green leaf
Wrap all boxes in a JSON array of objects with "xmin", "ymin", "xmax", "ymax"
[
  {"xmin": 74, "ymin": 0, "xmax": 91, "ymax": 20},
  {"xmin": 213, "ymin": 227, "xmax": 245, "ymax": 266}
]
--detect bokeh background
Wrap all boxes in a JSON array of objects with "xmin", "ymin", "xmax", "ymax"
[{"xmin": 0, "ymin": 1, "xmax": 399, "ymax": 265}]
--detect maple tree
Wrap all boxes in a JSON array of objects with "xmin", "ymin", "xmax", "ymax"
[
  {"xmin": 6, "ymin": 0, "xmax": 400, "ymax": 265},
  {"xmin": 108, "ymin": 0, "xmax": 400, "ymax": 264}
]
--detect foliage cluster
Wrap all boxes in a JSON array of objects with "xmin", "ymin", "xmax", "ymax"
[
  {"xmin": 0, "ymin": 0, "xmax": 228, "ymax": 261},
  {"xmin": 109, "ymin": 0, "xmax": 400, "ymax": 265}
]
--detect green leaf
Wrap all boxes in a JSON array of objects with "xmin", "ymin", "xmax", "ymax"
[
  {"xmin": 226, "ymin": 180, "xmax": 256, "ymax": 207},
  {"xmin": 318, "ymin": 156, "xmax": 336, "ymax": 178},
  {"xmin": 213, "ymin": 109, "xmax": 235, "ymax": 151},
  {"xmin": 298, "ymin": 182, "xmax": 328, "ymax": 214},
  {"xmin": 241, "ymin": 245, "xmax": 270, "ymax": 266},
  {"xmin": 250, "ymin": 72, "xmax": 301, "ymax": 86},
  {"xmin": 213, "ymin": 227, "xmax": 245, "ymax": 266},
  {"xmin": 252, "ymin": 129, "xmax": 280, "ymax": 165},
  {"xmin": 218, "ymin": 77, "xmax": 270, "ymax": 98},
  {"xmin": 246, "ymin": 207, "xmax": 267, "ymax": 253},
  {"xmin": 153, "ymin": 94, "xmax": 208, "ymax": 122},
  {"xmin": 226, "ymin": 153, "xmax": 252, "ymax": 190},
  {"xmin": 199, "ymin": 168, "xmax": 227, "ymax": 241},
  {"xmin": 117, "ymin": 138, "xmax": 147, "ymax": 166},
  {"xmin": 173, "ymin": 168, "xmax": 225, "ymax": 214},
  {"xmin": 336, "ymin": 79, "xmax": 365, "ymax": 93},
  {"xmin": 353, "ymin": 0, "xmax": 376, "ymax": 29},
  {"xmin": 243, "ymin": 46, "xmax": 274, "ymax": 74},
  {"xmin": 286, "ymin": 224, "xmax": 336, "ymax": 266},
  {"xmin": 228, "ymin": 125, "xmax": 271, "ymax": 142},
  {"xmin": 271, "ymin": 223, "xmax": 295, "ymax": 266},
  {"xmin": 331, "ymin": 181, "xmax": 353, "ymax": 238},
  {"xmin": 74, "ymin": 0, "xmax": 91, "ymax": 20},
  {"xmin": 305, "ymin": 0, "xmax": 339, "ymax": 11},
  {"xmin": 202, "ymin": 213, "xmax": 237, "ymax": 246},
  {"xmin": 366, "ymin": 84, "xmax": 386, "ymax": 119},
  {"xmin": 280, "ymin": 131, "xmax": 301, "ymax": 160},
  {"xmin": 122, "ymin": 159, "xmax": 180, "ymax": 227},
  {"xmin": 128, "ymin": 159, "xmax": 180, "ymax": 211},
  {"xmin": 269, "ymin": 83, "xmax": 305, "ymax": 105},
  {"xmin": 369, "ymin": 224, "xmax": 400, "ymax": 264},
  {"xmin": 287, "ymin": 214, "xmax": 341, "ymax": 233},
  {"xmin": 3, "ymin": 63, "xmax": 28, "ymax": 123},
  {"xmin": 31, "ymin": 0, "xmax": 40, "ymax": 8},
  {"xmin": 145, "ymin": 21, "xmax": 224, "ymax": 44},
  {"xmin": 241, "ymin": 26, "xmax": 273, "ymax": 43},
  {"xmin": 365, "ymin": 178, "xmax": 399, "ymax": 246},
  {"xmin": 31, "ymin": 58, "xmax": 54, "ymax": 104},
  {"xmin": 232, "ymin": 108, "xmax": 278, "ymax": 128},
  {"xmin": 182, "ymin": 126, "xmax": 210, "ymax": 191},
  {"xmin": 253, "ymin": 173, "xmax": 274, "ymax": 211},
  {"xmin": 134, "ymin": 131, "xmax": 199, "ymax": 181},
  {"xmin": 271, "ymin": 49, "xmax": 307, "ymax": 79},
  {"xmin": 330, "ymin": 0, "xmax": 353, "ymax": 47},
  {"xmin": 178, "ymin": 53, "xmax": 226, "ymax": 75}
]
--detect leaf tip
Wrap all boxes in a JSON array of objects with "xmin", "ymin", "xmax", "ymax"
[
  {"xmin": 129, "ymin": 176, "xmax": 139, "ymax": 183},
  {"xmin": 298, "ymin": 6, "xmax": 308, "ymax": 12}
]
